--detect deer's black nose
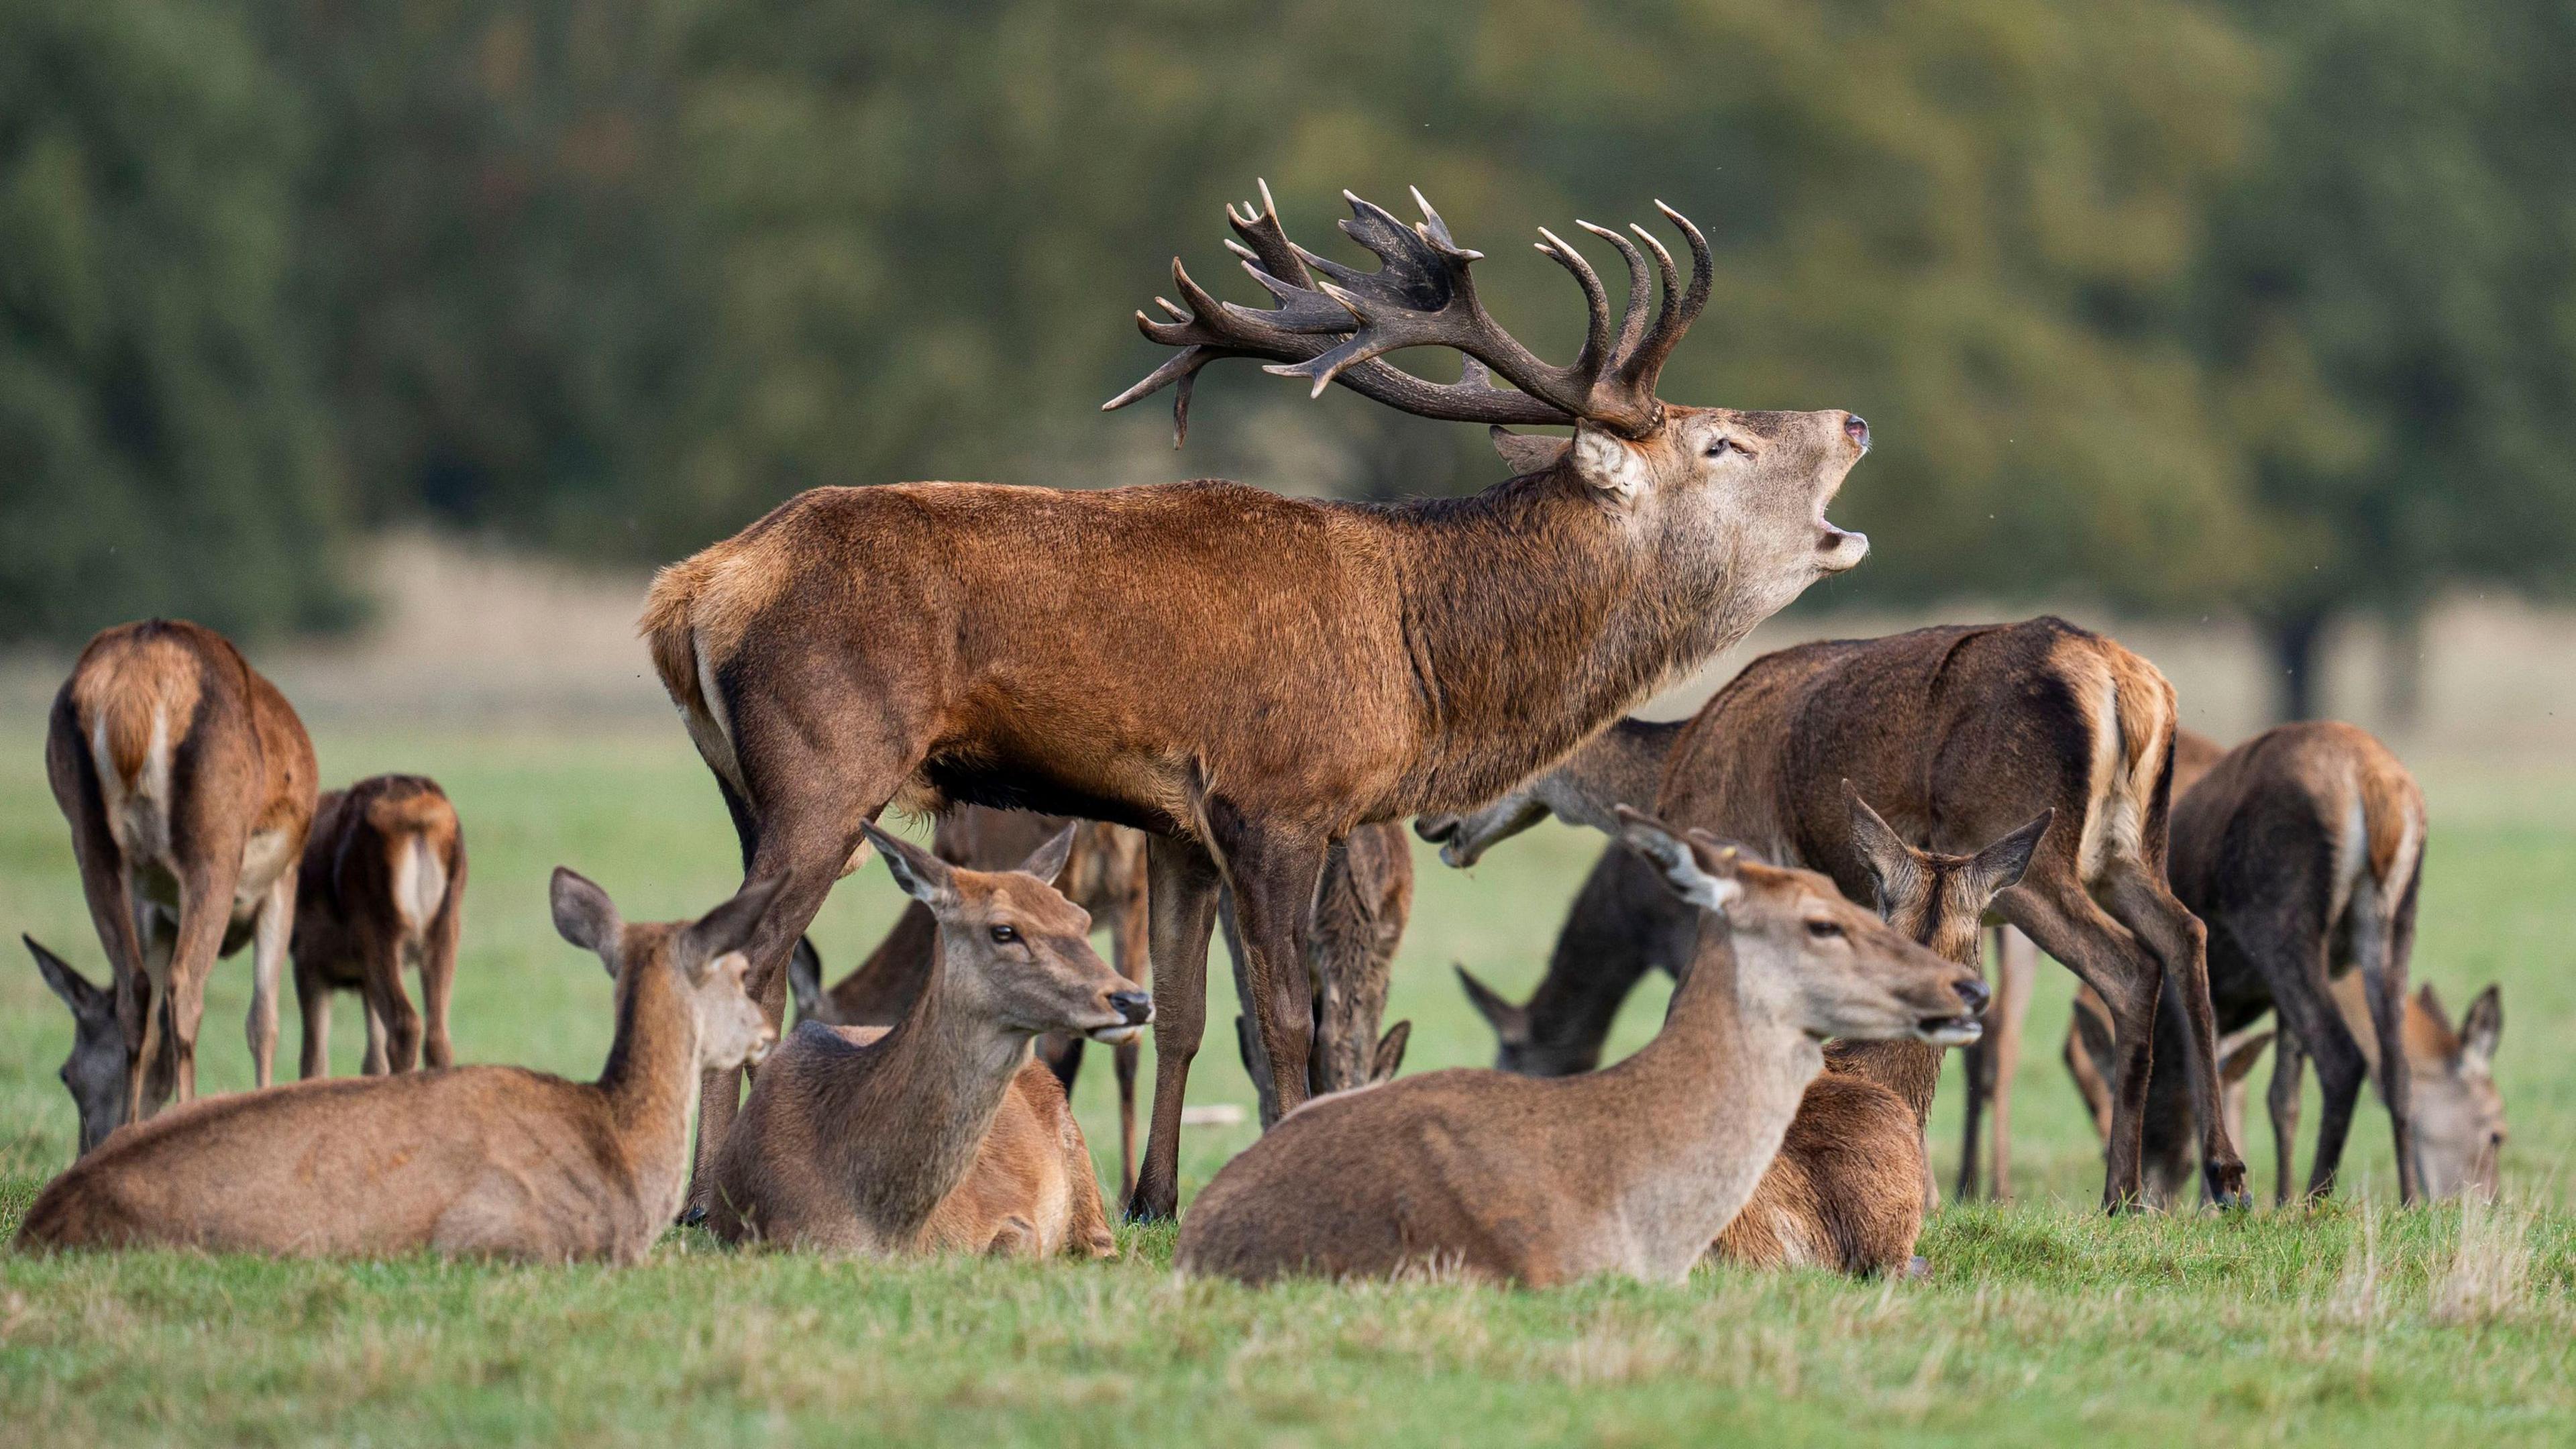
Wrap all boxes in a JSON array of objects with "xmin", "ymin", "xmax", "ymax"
[
  {"xmin": 1955, "ymin": 977, "xmax": 1991, "ymax": 1015},
  {"xmin": 1843, "ymin": 414, "xmax": 1871, "ymax": 450},
  {"xmin": 1110, "ymin": 990, "xmax": 1154, "ymax": 1024}
]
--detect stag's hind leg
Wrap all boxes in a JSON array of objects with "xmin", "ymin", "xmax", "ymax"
[{"xmin": 2101, "ymin": 859, "xmax": 2247, "ymax": 1208}]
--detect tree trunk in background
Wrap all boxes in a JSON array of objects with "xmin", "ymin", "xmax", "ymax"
[{"xmin": 2268, "ymin": 609, "xmax": 2330, "ymax": 722}]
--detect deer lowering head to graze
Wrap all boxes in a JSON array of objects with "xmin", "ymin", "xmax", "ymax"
[
  {"xmin": 1711, "ymin": 791, "xmax": 2045, "ymax": 1277},
  {"xmin": 643, "ymin": 182, "xmax": 1876, "ymax": 1220},
  {"xmin": 289, "ymin": 775, "xmax": 467, "ymax": 1078},
  {"xmin": 1415, "ymin": 717, "xmax": 1688, "ymax": 868},
  {"xmin": 1174, "ymin": 812, "xmax": 1985, "ymax": 1287},
  {"xmin": 15, "ymin": 871, "xmax": 776, "ymax": 1260},
  {"xmin": 1433, "ymin": 621, "xmax": 2246, "ymax": 1209},
  {"xmin": 45, "ymin": 620, "xmax": 318, "ymax": 1124},
  {"xmin": 2058, "ymin": 721, "xmax": 2482, "ymax": 1206},
  {"xmin": 25, "ymin": 937, "xmax": 125, "ymax": 1156},
  {"xmin": 706, "ymin": 824, "xmax": 1150, "ymax": 1254}
]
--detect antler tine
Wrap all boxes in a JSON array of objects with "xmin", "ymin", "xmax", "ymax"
[
  {"xmin": 1614, "ymin": 202, "xmax": 1714, "ymax": 395},
  {"xmin": 1576, "ymin": 220, "xmax": 1655, "ymax": 370},
  {"xmin": 1533, "ymin": 228, "xmax": 1615, "ymax": 388}
]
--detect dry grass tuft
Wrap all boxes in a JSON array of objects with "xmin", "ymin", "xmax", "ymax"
[{"xmin": 2430, "ymin": 1191, "xmax": 2534, "ymax": 1326}]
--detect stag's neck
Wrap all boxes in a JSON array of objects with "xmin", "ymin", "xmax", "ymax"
[
  {"xmin": 1599, "ymin": 930, "xmax": 1823, "ymax": 1269},
  {"xmin": 1823, "ymin": 1040, "xmax": 1945, "ymax": 1128},
  {"xmin": 818, "ymin": 947, "xmax": 1032, "ymax": 1246},
  {"xmin": 596, "ymin": 956, "xmax": 703, "ymax": 1212},
  {"xmin": 1369, "ymin": 474, "xmax": 1749, "ymax": 813}
]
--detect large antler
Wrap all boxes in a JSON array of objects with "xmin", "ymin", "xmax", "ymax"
[{"xmin": 1104, "ymin": 182, "xmax": 1712, "ymax": 445}]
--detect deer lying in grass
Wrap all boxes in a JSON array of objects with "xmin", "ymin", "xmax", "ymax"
[
  {"xmin": 15, "ymin": 871, "xmax": 777, "ymax": 1260},
  {"xmin": 290, "ymin": 775, "xmax": 467, "ymax": 1077},
  {"xmin": 1174, "ymin": 811, "xmax": 1987, "ymax": 1286},
  {"xmin": 1426, "ymin": 619, "xmax": 2247, "ymax": 1208},
  {"xmin": 1711, "ymin": 790, "xmax": 2047, "ymax": 1276},
  {"xmin": 46, "ymin": 620, "xmax": 318, "ymax": 1122},
  {"xmin": 706, "ymin": 824, "xmax": 1149, "ymax": 1254},
  {"xmin": 642, "ymin": 182, "xmax": 1876, "ymax": 1220}
]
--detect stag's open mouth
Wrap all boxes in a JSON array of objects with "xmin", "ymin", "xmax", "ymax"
[{"xmin": 1915, "ymin": 1015, "xmax": 1984, "ymax": 1046}]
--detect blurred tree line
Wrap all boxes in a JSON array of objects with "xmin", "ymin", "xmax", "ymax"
[{"xmin": 4, "ymin": 0, "xmax": 2571, "ymax": 718}]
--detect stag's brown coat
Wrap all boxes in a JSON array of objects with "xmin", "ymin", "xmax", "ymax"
[
  {"xmin": 290, "ymin": 775, "xmax": 466, "ymax": 1077},
  {"xmin": 644, "ymin": 186, "xmax": 1874, "ymax": 1218},
  {"xmin": 46, "ymin": 620, "xmax": 317, "ymax": 1126},
  {"xmin": 15, "ymin": 870, "xmax": 777, "ymax": 1261}
]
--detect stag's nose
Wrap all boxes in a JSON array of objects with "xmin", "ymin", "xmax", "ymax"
[
  {"xmin": 1843, "ymin": 413, "xmax": 1871, "ymax": 451},
  {"xmin": 1953, "ymin": 976, "xmax": 1991, "ymax": 1016},
  {"xmin": 1109, "ymin": 990, "xmax": 1154, "ymax": 1025}
]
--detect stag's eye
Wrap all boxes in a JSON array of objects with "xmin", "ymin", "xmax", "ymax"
[
  {"xmin": 989, "ymin": 924, "xmax": 1020, "ymax": 945},
  {"xmin": 1705, "ymin": 437, "xmax": 1740, "ymax": 458},
  {"xmin": 1806, "ymin": 919, "xmax": 1843, "ymax": 940}
]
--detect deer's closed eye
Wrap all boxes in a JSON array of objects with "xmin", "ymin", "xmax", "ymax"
[{"xmin": 1806, "ymin": 919, "xmax": 1843, "ymax": 939}]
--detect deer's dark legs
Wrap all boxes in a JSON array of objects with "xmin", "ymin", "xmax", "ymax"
[
  {"xmin": 1128, "ymin": 835, "xmax": 1222, "ymax": 1222},
  {"xmin": 2002, "ymin": 879, "xmax": 2165, "ymax": 1211},
  {"xmin": 2102, "ymin": 861, "xmax": 2247, "ymax": 1208},
  {"xmin": 1210, "ymin": 820, "xmax": 1328, "ymax": 1127}
]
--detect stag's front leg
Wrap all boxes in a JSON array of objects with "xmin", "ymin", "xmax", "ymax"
[
  {"xmin": 1128, "ymin": 835, "xmax": 1221, "ymax": 1222},
  {"xmin": 1215, "ymin": 823, "xmax": 1328, "ymax": 1126}
]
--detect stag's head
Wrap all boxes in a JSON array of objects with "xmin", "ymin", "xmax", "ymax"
[{"xmin": 1108, "ymin": 183, "xmax": 1870, "ymax": 610}]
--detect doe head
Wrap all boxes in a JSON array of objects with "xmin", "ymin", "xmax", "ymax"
[
  {"xmin": 860, "ymin": 821, "xmax": 1151, "ymax": 1043},
  {"xmin": 26, "ymin": 936, "xmax": 125, "ymax": 1157},
  {"xmin": 549, "ymin": 868, "xmax": 781, "ymax": 1072},
  {"xmin": 1843, "ymin": 782, "xmax": 2052, "ymax": 967},
  {"xmin": 2407, "ymin": 982, "xmax": 2506, "ymax": 1201}
]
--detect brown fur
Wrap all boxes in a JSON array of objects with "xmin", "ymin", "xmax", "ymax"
[
  {"xmin": 1174, "ymin": 816, "xmax": 1986, "ymax": 1286},
  {"xmin": 1713, "ymin": 1074, "xmax": 1926, "ymax": 1273},
  {"xmin": 290, "ymin": 775, "xmax": 467, "ymax": 1078},
  {"xmin": 1226, "ymin": 819, "xmax": 1417, "ymax": 1125},
  {"xmin": 45, "ymin": 620, "xmax": 318, "ymax": 1137},
  {"xmin": 15, "ymin": 871, "xmax": 777, "ymax": 1260},
  {"xmin": 706, "ymin": 825, "xmax": 1148, "ymax": 1254}
]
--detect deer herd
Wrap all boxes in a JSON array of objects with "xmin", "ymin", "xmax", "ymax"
[{"xmin": 12, "ymin": 185, "xmax": 2508, "ymax": 1285}]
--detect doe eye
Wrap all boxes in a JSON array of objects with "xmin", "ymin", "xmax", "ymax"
[
  {"xmin": 989, "ymin": 924, "xmax": 1020, "ymax": 945},
  {"xmin": 1806, "ymin": 920, "xmax": 1843, "ymax": 940}
]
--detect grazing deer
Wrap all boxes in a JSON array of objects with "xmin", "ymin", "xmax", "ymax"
[
  {"xmin": 24, "ymin": 937, "xmax": 126, "ymax": 1156},
  {"xmin": 1174, "ymin": 812, "xmax": 1988, "ymax": 1285},
  {"xmin": 705, "ymin": 824, "xmax": 1151, "ymax": 1254},
  {"xmin": 1955, "ymin": 727, "xmax": 2230, "ymax": 1199},
  {"xmin": 290, "ymin": 775, "xmax": 467, "ymax": 1077},
  {"xmin": 2055, "ymin": 721, "xmax": 2479, "ymax": 1205},
  {"xmin": 2064, "ymin": 987, "xmax": 2278, "ymax": 1204},
  {"xmin": 45, "ymin": 620, "xmax": 317, "ymax": 1121},
  {"xmin": 1226, "ymin": 819, "xmax": 1416, "ymax": 1125},
  {"xmin": 1710, "ymin": 792, "xmax": 2046, "ymax": 1276},
  {"xmin": 1430, "ymin": 620, "xmax": 2247, "ymax": 1208},
  {"xmin": 642, "ymin": 183, "xmax": 1876, "ymax": 1220},
  {"xmin": 15, "ymin": 871, "xmax": 777, "ymax": 1261},
  {"xmin": 788, "ymin": 806, "xmax": 1153, "ymax": 1195}
]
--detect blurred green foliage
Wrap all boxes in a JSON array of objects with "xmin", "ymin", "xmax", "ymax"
[{"xmin": 3, "ymin": 0, "xmax": 2571, "ymax": 710}]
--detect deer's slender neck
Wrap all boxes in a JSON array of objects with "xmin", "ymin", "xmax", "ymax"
[
  {"xmin": 1367, "ymin": 474, "xmax": 1752, "ymax": 815},
  {"xmin": 596, "ymin": 952, "xmax": 702, "ymax": 1206},
  {"xmin": 1543, "ymin": 717, "xmax": 1690, "ymax": 830},
  {"xmin": 818, "ymin": 937, "xmax": 1031, "ymax": 1246}
]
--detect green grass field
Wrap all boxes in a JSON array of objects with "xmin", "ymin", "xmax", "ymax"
[{"xmin": 2, "ymin": 716, "xmax": 2571, "ymax": 1446}]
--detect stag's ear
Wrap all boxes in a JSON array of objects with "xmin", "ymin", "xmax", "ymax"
[
  {"xmin": 1371, "ymin": 1020, "xmax": 1412, "ymax": 1084},
  {"xmin": 865, "ymin": 821, "xmax": 956, "ymax": 908},
  {"xmin": 1016, "ymin": 824, "xmax": 1079, "ymax": 885},
  {"xmin": 25, "ymin": 936, "xmax": 111, "ymax": 1024},
  {"xmin": 1454, "ymin": 965, "xmax": 1529, "ymax": 1044},
  {"xmin": 1491, "ymin": 426, "xmax": 1572, "ymax": 475},
  {"xmin": 1616, "ymin": 806, "xmax": 1743, "ymax": 914},
  {"xmin": 2459, "ymin": 985, "xmax": 2502, "ymax": 1076},
  {"xmin": 787, "ymin": 937, "xmax": 828, "ymax": 1022},
  {"xmin": 551, "ymin": 868, "xmax": 623, "ymax": 967},
  {"xmin": 1841, "ymin": 782, "xmax": 1919, "ymax": 911},
  {"xmin": 680, "ymin": 876, "xmax": 784, "ymax": 985},
  {"xmin": 1568, "ymin": 423, "xmax": 1649, "ymax": 500},
  {"xmin": 1970, "ymin": 809, "xmax": 2054, "ymax": 901}
]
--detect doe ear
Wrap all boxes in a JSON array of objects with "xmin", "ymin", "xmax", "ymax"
[
  {"xmin": 1568, "ymin": 423, "xmax": 1649, "ymax": 500},
  {"xmin": 1454, "ymin": 965, "xmax": 1528, "ymax": 1041},
  {"xmin": 1841, "ymin": 782, "xmax": 1918, "ymax": 908},
  {"xmin": 2218, "ymin": 1028, "xmax": 2275, "ymax": 1088},
  {"xmin": 863, "ymin": 820, "xmax": 955, "ymax": 907},
  {"xmin": 25, "ymin": 936, "xmax": 111, "ymax": 1022},
  {"xmin": 1970, "ymin": 808, "xmax": 2055, "ymax": 901},
  {"xmin": 1614, "ymin": 806, "xmax": 1743, "ymax": 914},
  {"xmin": 2414, "ymin": 981, "xmax": 2451, "ymax": 1031},
  {"xmin": 787, "ymin": 937, "xmax": 828, "ymax": 1022},
  {"xmin": 1371, "ymin": 1019, "xmax": 1412, "ymax": 1085},
  {"xmin": 2459, "ymin": 984, "xmax": 2502, "ymax": 1075},
  {"xmin": 550, "ymin": 868, "xmax": 623, "ymax": 965},
  {"xmin": 1491, "ymin": 426, "xmax": 1572, "ymax": 475},
  {"xmin": 680, "ymin": 875, "xmax": 786, "ymax": 982},
  {"xmin": 1015, "ymin": 823, "xmax": 1079, "ymax": 886}
]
